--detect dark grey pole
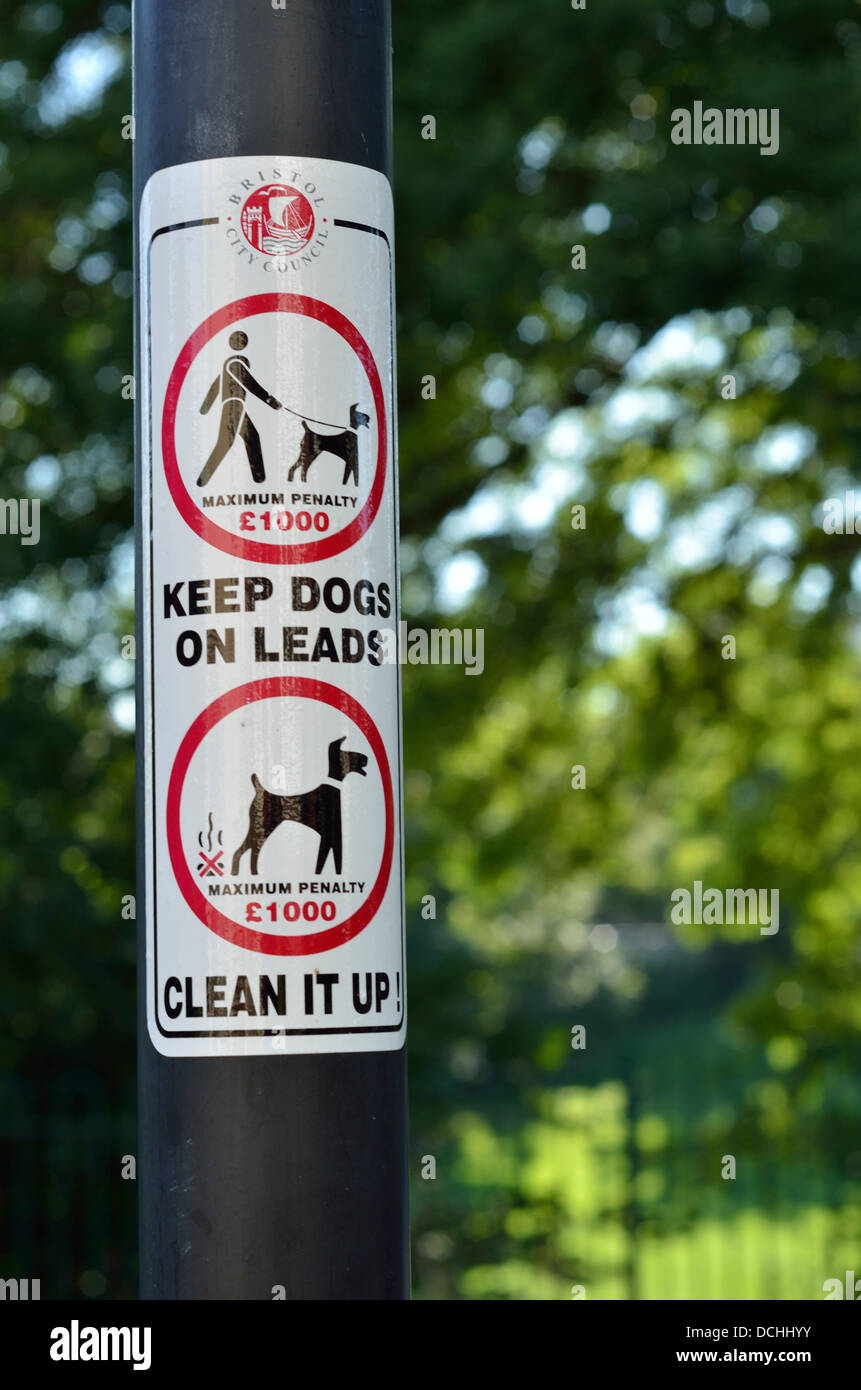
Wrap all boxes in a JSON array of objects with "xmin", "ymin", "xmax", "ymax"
[{"xmin": 133, "ymin": 0, "xmax": 408, "ymax": 1300}]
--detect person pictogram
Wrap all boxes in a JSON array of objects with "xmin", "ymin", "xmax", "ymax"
[{"xmin": 196, "ymin": 330, "xmax": 282, "ymax": 486}]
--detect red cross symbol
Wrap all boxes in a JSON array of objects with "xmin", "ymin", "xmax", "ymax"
[{"xmin": 198, "ymin": 849, "xmax": 224, "ymax": 877}]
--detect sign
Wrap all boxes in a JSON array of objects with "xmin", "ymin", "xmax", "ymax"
[{"xmin": 140, "ymin": 157, "xmax": 404, "ymax": 1056}]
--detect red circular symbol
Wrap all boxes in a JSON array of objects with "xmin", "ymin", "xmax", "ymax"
[
  {"xmin": 161, "ymin": 294, "xmax": 387, "ymax": 564},
  {"xmin": 240, "ymin": 183, "xmax": 315, "ymax": 256},
  {"xmin": 166, "ymin": 677, "xmax": 395, "ymax": 956}
]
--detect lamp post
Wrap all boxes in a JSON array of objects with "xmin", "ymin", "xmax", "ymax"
[{"xmin": 133, "ymin": 0, "xmax": 408, "ymax": 1300}]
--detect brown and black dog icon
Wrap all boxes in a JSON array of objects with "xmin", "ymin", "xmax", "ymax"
[
  {"xmin": 287, "ymin": 403, "xmax": 370, "ymax": 487},
  {"xmin": 231, "ymin": 737, "xmax": 368, "ymax": 877}
]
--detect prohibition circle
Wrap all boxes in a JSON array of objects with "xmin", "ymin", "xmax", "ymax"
[
  {"xmin": 161, "ymin": 294, "xmax": 387, "ymax": 564},
  {"xmin": 166, "ymin": 677, "xmax": 395, "ymax": 955}
]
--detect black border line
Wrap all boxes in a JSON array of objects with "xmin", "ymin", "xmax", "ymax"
[{"xmin": 144, "ymin": 206, "xmax": 405, "ymax": 1042}]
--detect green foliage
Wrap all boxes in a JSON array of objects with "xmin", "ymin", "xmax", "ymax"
[{"xmin": 0, "ymin": 0, "xmax": 859, "ymax": 1296}]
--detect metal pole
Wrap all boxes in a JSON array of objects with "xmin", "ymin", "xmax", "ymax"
[{"xmin": 133, "ymin": 0, "xmax": 408, "ymax": 1299}]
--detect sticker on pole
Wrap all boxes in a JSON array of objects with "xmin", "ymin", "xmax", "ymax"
[{"xmin": 140, "ymin": 156, "xmax": 404, "ymax": 1056}]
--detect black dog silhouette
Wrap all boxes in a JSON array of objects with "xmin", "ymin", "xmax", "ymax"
[
  {"xmin": 287, "ymin": 403, "xmax": 370, "ymax": 487},
  {"xmin": 231, "ymin": 737, "xmax": 368, "ymax": 877}
]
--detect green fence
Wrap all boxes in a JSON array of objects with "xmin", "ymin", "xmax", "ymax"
[{"xmin": 1, "ymin": 1048, "xmax": 858, "ymax": 1300}]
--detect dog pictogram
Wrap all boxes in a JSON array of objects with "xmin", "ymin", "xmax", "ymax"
[
  {"xmin": 231, "ymin": 737, "xmax": 368, "ymax": 877},
  {"xmin": 287, "ymin": 403, "xmax": 370, "ymax": 487}
]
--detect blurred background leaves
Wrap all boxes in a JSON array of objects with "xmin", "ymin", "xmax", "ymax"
[{"xmin": 0, "ymin": 0, "xmax": 859, "ymax": 1298}]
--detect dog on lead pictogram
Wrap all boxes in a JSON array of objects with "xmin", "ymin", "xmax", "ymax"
[{"xmin": 195, "ymin": 329, "xmax": 370, "ymax": 488}]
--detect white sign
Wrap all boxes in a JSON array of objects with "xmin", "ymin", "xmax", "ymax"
[{"xmin": 140, "ymin": 156, "xmax": 404, "ymax": 1056}]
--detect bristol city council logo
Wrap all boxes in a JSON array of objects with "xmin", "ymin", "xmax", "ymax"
[{"xmin": 240, "ymin": 183, "xmax": 315, "ymax": 256}]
